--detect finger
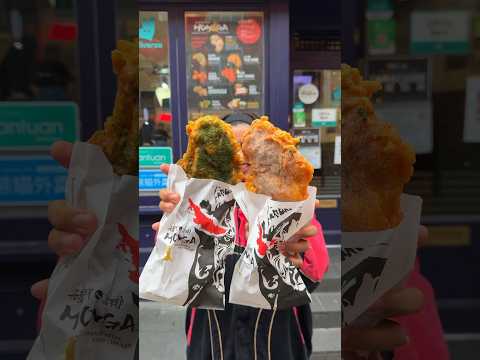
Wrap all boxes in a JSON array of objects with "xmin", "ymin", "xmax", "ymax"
[
  {"xmin": 159, "ymin": 164, "xmax": 170, "ymax": 175},
  {"xmin": 418, "ymin": 225, "xmax": 429, "ymax": 247},
  {"xmin": 48, "ymin": 229, "xmax": 85, "ymax": 256},
  {"xmin": 48, "ymin": 200, "xmax": 97, "ymax": 236},
  {"xmin": 367, "ymin": 287, "xmax": 424, "ymax": 318},
  {"xmin": 159, "ymin": 201, "xmax": 176, "ymax": 214},
  {"xmin": 288, "ymin": 254, "xmax": 304, "ymax": 268},
  {"xmin": 342, "ymin": 319, "xmax": 408, "ymax": 351},
  {"xmin": 290, "ymin": 224, "xmax": 317, "ymax": 241},
  {"xmin": 31, "ymin": 279, "xmax": 49, "ymax": 301},
  {"xmin": 283, "ymin": 238, "xmax": 310, "ymax": 254},
  {"xmin": 51, "ymin": 141, "xmax": 73, "ymax": 168},
  {"xmin": 159, "ymin": 189, "xmax": 170, "ymax": 201},
  {"xmin": 152, "ymin": 222, "xmax": 160, "ymax": 232},
  {"xmin": 159, "ymin": 189, "xmax": 180, "ymax": 203}
]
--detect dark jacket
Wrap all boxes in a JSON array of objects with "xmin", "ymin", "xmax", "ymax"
[{"xmin": 185, "ymin": 209, "xmax": 329, "ymax": 360}]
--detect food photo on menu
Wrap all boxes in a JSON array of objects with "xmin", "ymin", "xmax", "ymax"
[{"xmin": 185, "ymin": 13, "xmax": 264, "ymax": 116}]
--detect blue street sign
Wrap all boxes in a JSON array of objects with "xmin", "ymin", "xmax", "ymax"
[
  {"xmin": 139, "ymin": 169, "xmax": 168, "ymax": 192},
  {"xmin": 0, "ymin": 156, "xmax": 67, "ymax": 205}
]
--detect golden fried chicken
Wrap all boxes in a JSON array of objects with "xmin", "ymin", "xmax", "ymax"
[
  {"xmin": 241, "ymin": 116, "xmax": 314, "ymax": 201},
  {"xmin": 88, "ymin": 39, "xmax": 139, "ymax": 176},
  {"xmin": 341, "ymin": 64, "xmax": 415, "ymax": 231},
  {"xmin": 178, "ymin": 115, "xmax": 243, "ymax": 184},
  {"xmin": 192, "ymin": 52, "xmax": 207, "ymax": 67},
  {"xmin": 227, "ymin": 53, "xmax": 242, "ymax": 68}
]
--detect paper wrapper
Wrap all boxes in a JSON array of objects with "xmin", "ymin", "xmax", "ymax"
[
  {"xmin": 139, "ymin": 165, "xmax": 317, "ymax": 310},
  {"xmin": 229, "ymin": 185, "xmax": 317, "ymax": 310},
  {"xmin": 139, "ymin": 165, "xmax": 237, "ymax": 309},
  {"xmin": 341, "ymin": 194, "xmax": 422, "ymax": 327},
  {"xmin": 28, "ymin": 143, "xmax": 139, "ymax": 360}
]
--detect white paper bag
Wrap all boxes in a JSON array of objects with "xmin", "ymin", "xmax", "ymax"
[
  {"xmin": 139, "ymin": 165, "xmax": 237, "ymax": 309},
  {"xmin": 28, "ymin": 142, "xmax": 139, "ymax": 360},
  {"xmin": 229, "ymin": 185, "xmax": 317, "ymax": 310},
  {"xmin": 341, "ymin": 194, "xmax": 423, "ymax": 327}
]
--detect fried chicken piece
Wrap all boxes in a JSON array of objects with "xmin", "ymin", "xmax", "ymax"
[
  {"xmin": 192, "ymin": 70, "xmax": 208, "ymax": 84},
  {"xmin": 242, "ymin": 116, "xmax": 314, "ymax": 201},
  {"xmin": 192, "ymin": 52, "xmax": 207, "ymax": 67},
  {"xmin": 221, "ymin": 67, "xmax": 236, "ymax": 83},
  {"xmin": 88, "ymin": 39, "xmax": 139, "ymax": 176},
  {"xmin": 227, "ymin": 53, "xmax": 242, "ymax": 68},
  {"xmin": 178, "ymin": 115, "xmax": 243, "ymax": 184},
  {"xmin": 193, "ymin": 85, "xmax": 208, "ymax": 97},
  {"xmin": 341, "ymin": 64, "xmax": 415, "ymax": 231}
]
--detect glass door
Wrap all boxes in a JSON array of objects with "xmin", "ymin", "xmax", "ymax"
[
  {"xmin": 138, "ymin": 11, "xmax": 173, "ymax": 197},
  {"xmin": 292, "ymin": 69, "xmax": 341, "ymax": 178}
]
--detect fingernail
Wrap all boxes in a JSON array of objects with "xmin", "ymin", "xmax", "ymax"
[
  {"xmin": 67, "ymin": 234, "xmax": 84, "ymax": 251},
  {"xmin": 73, "ymin": 214, "xmax": 94, "ymax": 228}
]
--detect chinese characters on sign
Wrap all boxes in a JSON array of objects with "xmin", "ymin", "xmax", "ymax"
[
  {"xmin": 138, "ymin": 147, "xmax": 172, "ymax": 192},
  {"xmin": 0, "ymin": 157, "xmax": 67, "ymax": 205}
]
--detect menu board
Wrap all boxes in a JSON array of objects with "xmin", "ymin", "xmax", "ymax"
[{"xmin": 185, "ymin": 12, "xmax": 264, "ymax": 117}]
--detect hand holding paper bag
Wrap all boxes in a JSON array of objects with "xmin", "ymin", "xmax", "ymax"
[
  {"xmin": 140, "ymin": 164, "xmax": 318, "ymax": 310},
  {"xmin": 28, "ymin": 143, "xmax": 139, "ymax": 360},
  {"xmin": 140, "ymin": 165, "xmax": 236, "ymax": 309},
  {"xmin": 228, "ymin": 184, "xmax": 317, "ymax": 309}
]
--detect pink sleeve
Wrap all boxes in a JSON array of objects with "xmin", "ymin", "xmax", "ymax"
[
  {"xmin": 394, "ymin": 257, "xmax": 450, "ymax": 360},
  {"xmin": 300, "ymin": 218, "xmax": 330, "ymax": 282}
]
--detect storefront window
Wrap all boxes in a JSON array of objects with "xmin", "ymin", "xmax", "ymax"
[
  {"xmin": 0, "ymin": 0, "xmax": 79, "ymax": 102},
  {"xmin": 291, "ymin": 69, "xmax": 341, "ymax": 176},
  {"xmin": 185, "ymin": 11, "xmax": 265, "ymax": 120},
  {"xmin": 139, "ymin": 11, "xmax": 172, "ymax": 147}
]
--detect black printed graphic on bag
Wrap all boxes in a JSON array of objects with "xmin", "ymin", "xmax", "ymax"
[
  {"xmin": 163, "ymin": 185, "xmax": 236, "ymax": 307},
  {"xmin": 341, "ymin": 253, "xmax": 387, "ymax": 326},
  {"xmin": 58, "ymin": 224, "xmax": 138, "ymax": 349},
  {"xmin": 251, "ymin": 207, "xmax": 310, "ymax": 309}
]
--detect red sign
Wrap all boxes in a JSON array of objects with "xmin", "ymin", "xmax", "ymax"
[
  {"xmin": 236, "ymin": 19, "xmax": 261, "ymax": 45},
  {"xmin": 48, "ymin": 23, "xmax": 77, "ymax": 41}
]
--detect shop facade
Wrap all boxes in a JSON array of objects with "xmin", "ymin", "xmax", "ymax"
[
  {"xmin": 344, "ymin": 0, "xmax": 480, "ymax": 343},
  {"xmin": 138, "ymin": 1, "xmax": 342, "ymax": 268}
]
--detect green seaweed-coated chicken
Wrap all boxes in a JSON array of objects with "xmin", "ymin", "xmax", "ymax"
[{"xmin": 177, "ymin": 115, "xmax": 243, "ymax": 184}]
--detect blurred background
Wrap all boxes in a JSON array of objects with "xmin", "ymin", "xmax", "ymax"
[
  {"xmin": 0, "ymin": 0, "xmax": 135, "ymax": 359},
  {"xmin": 344, "ymin": 0, "xmax": 480, "ymax": 358}
]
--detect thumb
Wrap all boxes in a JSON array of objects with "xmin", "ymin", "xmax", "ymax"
[
  {"xmin": 31, "ymin": 279, "xmax": 49, "ymax": 301},
  {"xmin": 160, "ymin": 164, "xmax": 171, "ymax": 175}
]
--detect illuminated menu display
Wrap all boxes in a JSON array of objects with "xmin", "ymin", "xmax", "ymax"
[{"xmin": 185, "ymin": 12, "xmax": 264, "ymax": 118}]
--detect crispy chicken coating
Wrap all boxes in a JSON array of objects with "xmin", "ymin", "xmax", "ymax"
[
  {"xmin": 242, "ymin": 116, "xmax": 314, "ymax": 201},
  {"xmin": 88, "ymin": 39, "xmax": 139, "ymax": 176},
  {"xmin": 178, "ymin": 115, "xmax": 243, "ymax": 184},
  {"xmin": 341, "ymin": 64, "xmax": 415, "ymax": 231}
]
